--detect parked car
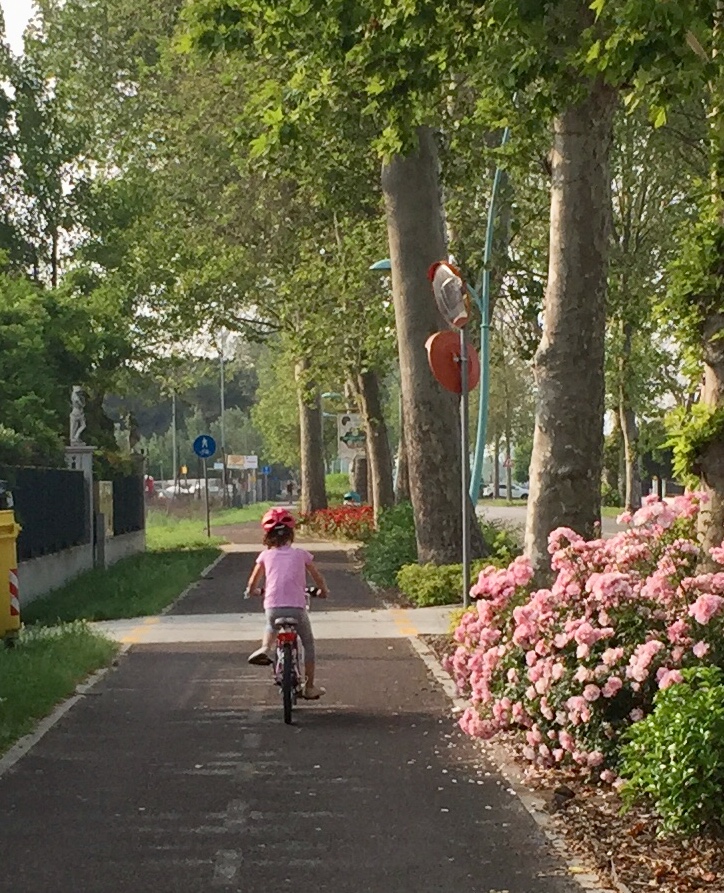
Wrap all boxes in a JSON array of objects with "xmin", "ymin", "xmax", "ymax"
[
  {"xmin": 160, "ymin": 481, "xmax": 201, "ymax": 499},
  {"xmin": 481, "ymin": 482, "xmax": 529, "ymax": 499}
]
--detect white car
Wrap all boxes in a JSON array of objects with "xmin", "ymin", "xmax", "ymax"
[
  {"xmin": 481, "ymin": 482, "xmax": 529, "ymax": 499},
  {"xmin": 160, "ymin": 481, "xmax": 201, "ymax": 499}
]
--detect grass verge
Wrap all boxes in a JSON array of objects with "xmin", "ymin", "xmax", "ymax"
[
  {"xmin": 21, "ymin": 547, "xmax": 219, "ymax": 625},
  {"xmin": 0, "ymin": 622, "xmax": 118, "ymax": 755},
  {"xmin": 145, "ymin": 503, "xmax": 272, "ymax": 548}
]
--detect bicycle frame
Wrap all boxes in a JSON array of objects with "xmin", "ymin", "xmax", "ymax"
[
  {"xmin": 271, "ymin": 587, "xmax": 320, "ymax": 724},
  {"xmin": 273, "ymin": 621, "xmax": 303, "ymax": 724}
]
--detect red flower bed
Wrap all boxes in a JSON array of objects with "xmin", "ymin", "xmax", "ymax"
[{"xmin": 299, "ymin": 505, "xmax": 374, "ymax": 541}]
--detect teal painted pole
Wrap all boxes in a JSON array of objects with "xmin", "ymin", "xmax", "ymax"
[{"xmin": 469, "ymin": 126, "xmax": 511, "ymax": 503}]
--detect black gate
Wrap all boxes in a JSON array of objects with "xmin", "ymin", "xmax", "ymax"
[
  {"xmin": 112, "ymin": 474, "xmax": 145, "ymax": 535},
  {"xmin": 0, "ymin": 466, "xmax": 87, "ymax": 561}
]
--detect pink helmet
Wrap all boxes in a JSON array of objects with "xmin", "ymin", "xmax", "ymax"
[{"xmin": 261, "ymin": 507, "xmax": 296, "ymax": 532}]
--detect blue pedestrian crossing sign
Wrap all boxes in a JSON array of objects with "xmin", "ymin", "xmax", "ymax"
[
  {"xmin": 261, "ymin": 465, "xmax": 272, "ymax": 475},
  {"xmin": 193, "ymin": 434, "xmax": 216, "ymax": 459}
]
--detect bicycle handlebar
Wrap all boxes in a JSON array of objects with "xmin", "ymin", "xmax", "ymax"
[{"xmin": 243, "ymin": 585, "xmax": 326, "ymax": 600}]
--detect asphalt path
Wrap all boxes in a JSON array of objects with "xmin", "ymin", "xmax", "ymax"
[
  {"xmin": 0, "ymin": 547, "xmax": 581, "ymax": 893},
  {"xmin": 476, "ymin": 503, "xmax": 619, "ymax": 539}
]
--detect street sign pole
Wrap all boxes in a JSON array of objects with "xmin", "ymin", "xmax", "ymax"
[
  {"xmin": 426, "ymin": 261, "xmax": 475, "ymax": 611},
  {"xmin": 192, "ymin": 435, "xmax": 217, "ymax": 537},
  {"xmin": 204, "ymin": 459, "xmax": 210, "ymax": 538},
  {"xmin": 460, "ymin": 330, "xmax": 470, "ymax": 609}
]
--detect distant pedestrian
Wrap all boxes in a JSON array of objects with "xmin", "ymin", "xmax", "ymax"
[{"xmin": 286, "ymin": 480, "xmax": 294, "ymax": 502}]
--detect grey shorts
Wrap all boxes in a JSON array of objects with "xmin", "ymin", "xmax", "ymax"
[{"xmin": 265, "ymin": 607, "xmax": 315, "ymax": 663}]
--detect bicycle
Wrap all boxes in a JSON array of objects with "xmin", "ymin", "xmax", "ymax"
[{"xmin": 245, "ymin": 585, "xmax": 323, "ymax": 724}]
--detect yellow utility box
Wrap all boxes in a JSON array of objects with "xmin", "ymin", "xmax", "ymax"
[{"xmin": 0, "ymin": 482, "xmax": 21, "ymax": 645}]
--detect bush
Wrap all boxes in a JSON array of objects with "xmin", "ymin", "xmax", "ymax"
[
  {"xmin": 601, "ymin": 481, "xmax": 623, "ymax": 508},
  {"xmin": 479, "ymin": 517, "xmax": 521, "ymax": 565},
  {"xmin": 325, "ymin": 472, "xmax": 350, "ymax": 504},
  {"xmin": 397, "ymin": 559, "xmax": 496, "ymax": 607},
  {"xmin": 362, "ymin": 504, "xmax": 522, "ymax": 594},
  {"xmin": 361, "ymin": 502, "xmax": 417, "ymax": 588},
  {"xmin": 299, "ymin": 505, "xmax": 374, "ymax": 541},
  {"xmin": 449, "ymin": 493, "xmax": 724, "ymax": 776},
  {"xmin": 620, "ymin": 666, "xmax": 724, "ymax": 836}
]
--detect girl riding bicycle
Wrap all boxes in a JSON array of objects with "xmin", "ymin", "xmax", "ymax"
[{"xmin": 245, "ymin": 507, "xmax": 328, "ymax": 700}]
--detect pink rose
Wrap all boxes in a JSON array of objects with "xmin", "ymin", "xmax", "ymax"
[
  {"xmin": 601, "ymin": 676, "xmax": 623, "ymax": 698},
  {"xmin": 689, "ymin": 594, "xmax": 724, "ymax": 625},
  {"xmin": 693, "ymin": 641, "xmax": 710, "ymax": 658},
  {"xmin": 583, "ymin": 684, "xmax": 601, "ymax": 703},
  {"xmin": 657, "ymin": 668, "xmax": 684, "ymax": 690}
]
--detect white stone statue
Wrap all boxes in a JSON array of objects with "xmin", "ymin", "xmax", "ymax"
[{"xmin": 70, "ymin": 386, "xmax": 87, "ymax": 445}]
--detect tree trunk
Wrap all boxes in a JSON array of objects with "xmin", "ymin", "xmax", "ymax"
[
  {"xmin": 356, "ymin": 368, "xmax": 394, "ymax": 516},
  {"xmin": 51, "ymin": 226, "xmax": 59, "ymax": 289},
  {"xmin": 697, "ymin": 21, "xmax": 724, "ymax": 564},
  {"xmin": 295, "ymin": 359, "xmax": 327, "ymax": 515},
  {"xmin": 395, "ymin": 408, "xmax": 411, "ymax": 504},
  {"xmin": 696, "ymin": 313, "xmax": 724, "ymax": 564},
  {"xmin": 493, "ymin": 430, "xmax": 501, "ymax": 497},
  {"xmin": 381, "ymin": 126, "xmax": 486, "ymax": 563},
  {"xmin": 524, "ymin": 82, "xmax": 616, "ymax": 574},
  {"xmin": 604, "ymin": 409, "xmax": 621, "ymax": 502},
  {"xmin": 350, "ymin": 453, "xmax": 369, "ymax": 504},
  {"xmin": 619, "ymin": 404, "xmax": 642, "ymax": 511},
  {"xmin": 618, "ymin": 322, "xmax": 642, "ymax": 511},
  {"xmin": 505, "ymin": 435, "xmax": 513, "ymax": 499}
]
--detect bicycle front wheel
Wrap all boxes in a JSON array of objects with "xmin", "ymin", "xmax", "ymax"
[{"xmin": 282, "ymin": 642, "xmax": 294, "ymax": 724}]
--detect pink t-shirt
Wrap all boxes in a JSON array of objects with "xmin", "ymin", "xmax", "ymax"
[{"xmin": 256, "ymin": 545, "xmax": 314, "ymax": 609}]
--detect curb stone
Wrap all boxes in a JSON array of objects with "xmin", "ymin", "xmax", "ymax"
[
  {"xmin": 408, "ymin": 634, "xmax": 617, "ymax": 893},
  {"xmin": 0, "ymin": 650, "xmax": 129, "ymax": 780}
]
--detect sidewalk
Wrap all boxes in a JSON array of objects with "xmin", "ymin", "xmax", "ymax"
[{"xmin": 0, "ymin": 544, "xmax": 584, "ymax": 893}]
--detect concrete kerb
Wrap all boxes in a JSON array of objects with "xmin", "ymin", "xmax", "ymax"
[
  {"xmin": 0, "ymin": 657, "xmax": 126, "ymax": 780},
  {"xmin": 407, "ymin": 635, "xmax": 616, "ymax": 893}
]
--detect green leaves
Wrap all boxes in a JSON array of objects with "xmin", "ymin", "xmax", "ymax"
[{"xmin": 620, "ymin": 666, "xmax": 724, "ymax": 836}]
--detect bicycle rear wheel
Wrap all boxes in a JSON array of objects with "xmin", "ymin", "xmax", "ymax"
[{"xmin": 282, "ymin": 642, "xmax": 294, "ymax": 724}]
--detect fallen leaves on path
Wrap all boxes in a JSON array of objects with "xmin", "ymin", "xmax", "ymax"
[{"xmin": 540, "ymin": 773, "xmax": 724, "ymax": 893}]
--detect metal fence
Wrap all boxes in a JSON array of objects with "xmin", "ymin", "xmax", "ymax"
[
  {"xmin": 112, "ymin": 474, "xmax": 144, "ymax": 535},
  {"xmin": 0, "ymin": 465, "xmax": 87, "ymax": 561}
]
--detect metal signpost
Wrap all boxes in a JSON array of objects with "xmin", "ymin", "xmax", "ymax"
[
  {"xmin": 261, "ymin": 465, "xmax": 272, "ymax": 500},
  {"xmin": 193, "ymin": 434, "xmax": 217, "ymax": 537},
  {"xmin": 427, "ymin": 261, "xmax": 478, "ymax": 609}
]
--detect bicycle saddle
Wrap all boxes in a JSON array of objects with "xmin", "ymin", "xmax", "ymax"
[{"xmin": 274, "ymin": 617, "xmax": 299, "ymax": 629}]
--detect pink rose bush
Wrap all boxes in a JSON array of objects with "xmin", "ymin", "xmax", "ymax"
[{"xmin": 448, "ymin": 493, "xmax": 724, "ymax": 774}]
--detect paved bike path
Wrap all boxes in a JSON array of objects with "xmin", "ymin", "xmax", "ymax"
[{"xmin": 0, "ymin": 548, "xmax": 580, "ymax": 893}]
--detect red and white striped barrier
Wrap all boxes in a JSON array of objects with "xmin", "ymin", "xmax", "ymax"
[{"xmin": 9, "ymin": 568, "xmax": 19, "ymax": 616}]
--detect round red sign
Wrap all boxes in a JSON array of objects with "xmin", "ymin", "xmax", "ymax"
[{"xmin": 425, "ymin": 331, "xmax": 480, "ymax": 394}]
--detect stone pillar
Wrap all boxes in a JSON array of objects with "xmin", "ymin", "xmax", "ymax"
[{"xmin": 65, "ymin": 445, "xmax": 97, "ymax": 555}]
